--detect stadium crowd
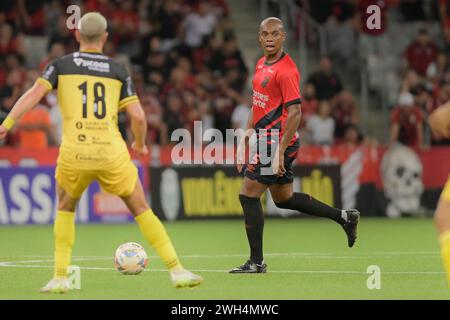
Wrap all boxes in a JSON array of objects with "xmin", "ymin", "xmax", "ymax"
[
  {"xmin": 294, "ymin": 0, "xmax": 450, "ymax": 148},
  {"xmin": 1, "ymin": 0, "xmax": 450, "ymax": 151}
]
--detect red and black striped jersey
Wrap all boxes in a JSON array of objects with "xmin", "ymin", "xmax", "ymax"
[{"xmin": 252, "ymin": 52, "xmax": 301, "ymax": 146}]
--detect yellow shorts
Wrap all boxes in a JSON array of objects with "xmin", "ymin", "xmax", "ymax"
[
  {"xmin": 443, "ymin": 176, "xmax": 450, "ymax": 202},
  {"xmin": 55, "ymin": 160, "xmax": 138, "ymax": 199}
]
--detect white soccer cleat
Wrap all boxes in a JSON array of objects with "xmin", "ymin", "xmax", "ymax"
[
  {"xmin": 170, "ymin": 269, "xmax": 203, "ymax": 289},
  {"xmin": 39, "ymin": 278, "xmax": 70, "ymax": 294}
]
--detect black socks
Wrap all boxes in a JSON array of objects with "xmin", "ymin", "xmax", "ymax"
[
  {"xmin": 239, "ymin": 194, "xmax": 264, "ymax": 264},
  {"xmin": 275, "ymin": 192, "xmax": 345, "ymax": 224}
]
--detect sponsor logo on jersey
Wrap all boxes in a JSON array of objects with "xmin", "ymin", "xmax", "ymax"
[
  {"xmin": 73, "ymin": 58, "xmax": 110, "ymax": 73},
  {"xmin": 253, "ymin": 90, "xmax": 269, "ymax": 108}
]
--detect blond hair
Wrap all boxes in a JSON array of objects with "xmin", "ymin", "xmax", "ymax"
[{"xmin": 78, "ymin": 12, "xmax": 107, "ymax": 43}]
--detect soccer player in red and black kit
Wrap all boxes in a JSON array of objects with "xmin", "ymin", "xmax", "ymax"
[{"xmin": 230, "ymin": 17, "xmax": 360, "ymax": 273}]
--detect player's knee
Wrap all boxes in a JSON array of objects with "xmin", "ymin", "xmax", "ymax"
[
  {"xmin": 273, "ymin": 192, "xmax": 296, "ymax": 208},
  {"xmin": 58, "ymin": 198, "xmax": 77, "ymax": 212},
  {"xmin": 274, "ymin": 199, "xmax": 290, "ymax": 209}
]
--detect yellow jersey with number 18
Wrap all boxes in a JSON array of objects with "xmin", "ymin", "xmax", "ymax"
[{"xmin": 36, "ymin": 51, "xmax": 139, "ymax": 170}]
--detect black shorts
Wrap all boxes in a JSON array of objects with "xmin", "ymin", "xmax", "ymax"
[{"xmin": 243, "ymin": 139, "xmax": 300, "ymax": 186}]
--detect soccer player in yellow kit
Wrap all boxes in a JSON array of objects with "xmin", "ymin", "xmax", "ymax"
[
  {"xmin": 0, "ymin": 12, "xmax": 202, "ymax": 293},
  {"xmin": 428, "ymin": 100, "xmax": 450, "ymax": 286}
]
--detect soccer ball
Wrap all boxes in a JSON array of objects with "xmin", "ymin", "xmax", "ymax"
[{"xmin": 114, "ymin": 242, "xmax": 148, "ymax": 275}]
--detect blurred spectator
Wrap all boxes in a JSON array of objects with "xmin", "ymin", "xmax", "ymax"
[
  {"xmin": 47, "ymin": 16, "xmax": 78, "ymax": 53},
  {"xmin": 17, "ymin": 0, "xmax": 46, "ymax": 35},
  {"xmin": 439, "ymin": 0, "xmax": 450, "ymax": 31},
  {"xmin": 182, "ymin": 1, "xmax": 218, "ymax": 48},
  {"xmin": 110, "ymin": 0, "xmax": 139, "ymax": 52},
  {"xmin": 39, "ymin": 41, "xmax": 66, "ymax": 71},
  {"xmin": 411, "ymin": 83, "xmax": 432, "ymax": 113},
  {"xmin": 306, "ymin": 56, "xmax": 343, "ymax": 100},
  {"xmin": 141, "ymin": 86, "xmax": 163, "ymax": 144},
  {"xmin": 426, "ymin": 51, "xmax": 450, "ymax": 87},
  {"xmin": 331, "ymin": 90, "xmax": 360, "ymax": 140},
  {"xmin": 208, "ymin": 35, "xmax": 248, "ymax": 92},
  {"xmin": 306, "ymin": 100, "xmax": 335, "ymax": 145},
  {"xmin": 299, "ymin": 83, "xmax": 318, "ymax": 129},
  {"xmin": 399, "ymin": 0, "xmax": 426, "ymax": 22},
  {"xmin": 390, "ymin": 92, "xmax": 424, "ymax": 148},
  {"xmin": 324, "ymin": 5, "xmax": 357, "ymax": 65},
  {"xmin": 341, "ymin": 124, "xmax": 363, "ymax": 148},
  {"xmin": 0, "ymin": 23, "xmax": 26, "ymax": 57},
  {"xmin": 15, "ymin": 69, "xmax": 56, "ymax": 149},
  {"xmin": 158, "ymin": 0, "xmax": 182, "ymax": 49},
  {"xmin": 16, "ymin": 103, "xmax": 53, "ymax": 149},
  {"xmin": 231, "ymin": 94, "xmax": 251, "ymax": 130},
  {"xmin": 160, "ymin": 91, "xmax": 188, "ymax": 146},
  {"xmin": 0, "ymin": 69, "xmax": 22, "ymax": 125},
  {"xmin": 400, "ymin": 69, "xmax": 421, "ymax": 93},
  {"xmin": 406, "ymin": 29, "xmax": 439, "ymax": 77},
  {"xmin": 0, "ymin": 1, "xmax": 16, "ymax": 26},
  {"xmin": 212, "ymin": 79, "xmax": 238, "ymax": 135}
]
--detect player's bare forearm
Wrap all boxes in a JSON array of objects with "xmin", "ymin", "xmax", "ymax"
[
  {"xmin": 5, "ymin": 82, "xmax": 48, "ymax": 122},
  {"xmin": 279, "ymin": 104, "xmax": 301, "ymax": 153},
  {"xmin": 126, "ymin": 101, "xmax": 147, "ymax": 149}
]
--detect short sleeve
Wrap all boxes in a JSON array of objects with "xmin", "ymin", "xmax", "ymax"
[
  {"xmin": 118, "ymin": 65, "xmax": 139, "ymax": 110},
  {"xmin": 37, "ymin": 60, "xmax": 59, "ymax": 91},
  {"xmin": 278, "ymin": 69, "xmax": 302, "ymax": 108}
]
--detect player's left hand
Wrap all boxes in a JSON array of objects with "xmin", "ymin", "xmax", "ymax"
[{"xmin": 132, "ymin": 142, "xmax": 149, "ymax": 156}]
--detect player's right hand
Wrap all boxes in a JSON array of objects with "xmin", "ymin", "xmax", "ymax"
[
  {"xmin": 0, "ymin": 125, "xmax": 7, "ymax": 141},
  {"xmin": 131, "ymin": 142, "xmax": 149, "ymax": 155}
]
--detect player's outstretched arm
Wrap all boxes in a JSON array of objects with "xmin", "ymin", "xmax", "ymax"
[
  {"xmin": 0, "ymin": 81, "xmax": 49, "ymax": 141},
  {"xmin": 126, "ymin": 101, "xmax": 148, "ymax": 155},
  {"xmin": 428, "ymin": 100, "xmax": 450, "ymax": 139}
]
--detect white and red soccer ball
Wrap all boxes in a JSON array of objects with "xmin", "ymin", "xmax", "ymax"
[{"xmin": 114, "ymin": 242, "xmax": 148, "ymax": 275}]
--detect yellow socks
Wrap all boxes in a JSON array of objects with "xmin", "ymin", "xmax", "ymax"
[
  {"xmin": 439, "ymin": 230, "xmax": 450, "ymax": 286},
  {"xmin": 135, "ymin": 209, "xmax": 182, "ymax": 271},
  {"xmin": 54, "ymin": 210, "xmax": 75, "ymax": 279}
]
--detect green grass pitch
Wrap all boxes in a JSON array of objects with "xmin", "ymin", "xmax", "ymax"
[{"xmin": 1, "ymin": 218, "xmax": 449, "ymax": 300}]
